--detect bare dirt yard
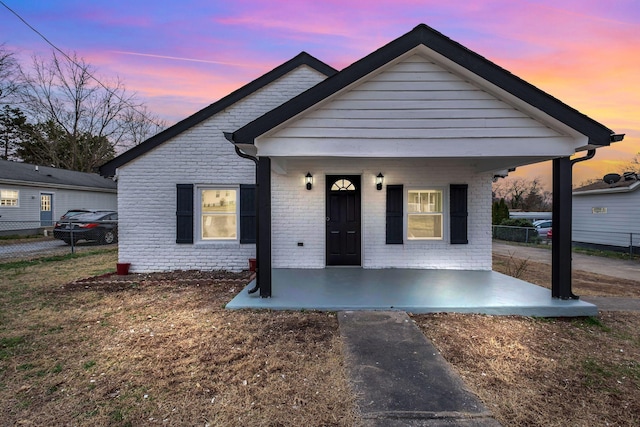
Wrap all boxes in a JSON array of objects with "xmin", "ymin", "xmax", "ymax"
[{"xmin": 1, "ymin": 249, "xmax": 639, "ymax": 426}]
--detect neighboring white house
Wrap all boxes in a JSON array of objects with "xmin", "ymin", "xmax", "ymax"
[
  {"xmin": 100, "ymin": 24, "xmax": 622, "ymax": 299},
  {"xmin": 0, "ymin": 160, "xmax": 117, "ymax": 235},
  {"xmin": 573, "ymin": 172, "xmax": 640, "ymax": 252}
]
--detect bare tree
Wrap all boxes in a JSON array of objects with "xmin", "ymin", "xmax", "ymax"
[
  {"xmin": 492, "ymin": 177, "xmax": 550, "ymax": 211},
  {"xmin": 0, "ymin": 44, "xmax": 20, "ymax": 103},
  {"xmin": 623, "ymin": 152, "xmax": 640, "ymax": 174},
  {"xmin": 15, "ymin": 50, "xmax": 164, "ymax": 170}
]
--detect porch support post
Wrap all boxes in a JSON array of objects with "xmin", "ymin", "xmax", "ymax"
[
  {"xmin": 257, "ymin": 156, "xmax": 272, "ymax": 298},
  {"xmin": 551, "ymin": 156, "xmax": 576, "ymax": 299}
]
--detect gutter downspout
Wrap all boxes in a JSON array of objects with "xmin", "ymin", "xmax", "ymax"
[
  {"xmin": 570, "ymin": 149, "xmax": 596, "ymax": 167},
  {"xmin": 224, "ymin": 133, "xmax": 260, "ymax": 294}
]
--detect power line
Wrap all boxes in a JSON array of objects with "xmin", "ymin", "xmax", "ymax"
[{"xmin": 0, "ymin": 0, "xmax": 165, "ymax": 129}]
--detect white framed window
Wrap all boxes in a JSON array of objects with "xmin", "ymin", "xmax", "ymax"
[
  {"xmin": 198, "ymin": 187, "xmax": 238, "ymax": 241},
  {"xmin": 407, "ymin": 189, "xmax": 443, "ymax": 240},
  {"xmin": 0, "ymin": 189, "xmax": 19, "ymax": 207}
]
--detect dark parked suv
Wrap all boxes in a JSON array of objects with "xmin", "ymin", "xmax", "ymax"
[{"xmin": 53, "ymin": 211, "xmax": 118, "ymax": 245}]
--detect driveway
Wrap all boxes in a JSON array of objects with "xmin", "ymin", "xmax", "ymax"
[{"xmin": 492, "ymin": 241, "xmax": 640, "ymax": 282}]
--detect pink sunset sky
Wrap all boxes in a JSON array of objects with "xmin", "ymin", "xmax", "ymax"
[{"xmin": 1, "ymin": 0, "xmax": 638, "ymax": 187}]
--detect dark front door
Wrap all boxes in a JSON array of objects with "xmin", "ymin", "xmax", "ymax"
[{"xmin": 326, "ymin": 175, "xmax": 361, "ymax": 266}]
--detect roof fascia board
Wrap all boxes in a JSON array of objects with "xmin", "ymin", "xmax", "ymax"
[
  {"xmin": 412, "ymin": 26, "xmax": 614, "ymax": 146},
  {"xmin": 411, "ymin": 45, "xmax": 588, "ymax": 145},
  {"xmin": 231, "ymin": 24, "xmax": 615, "ymax": 146},
  {"xmin": 0, "ymin": 179, "xmax": 117, "ymax": 193},
  {"xmin": 98, "ymin": 52, "xmax": 337, "ymax": 177}
]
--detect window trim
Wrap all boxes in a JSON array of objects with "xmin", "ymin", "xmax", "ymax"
[
  {"xmin": 0, "ymin": 189, "xmax": 19, "ymax": 207},
  {"xmin": 196, "ymin": 185, "xmax": 239, "ymax": 242},
  {"xmin": 405, "ymin": 188, "xmax": 445, "ymax": 241}
]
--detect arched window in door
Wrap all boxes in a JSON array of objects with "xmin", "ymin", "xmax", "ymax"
[{"xmin": 331, "ymin": 178, "xmax": 356, "ymax": 191}]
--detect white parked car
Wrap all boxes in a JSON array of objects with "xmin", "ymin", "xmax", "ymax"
[{"xmin": 534, "ymin": 220, "xmax": 552, "ymax": 239}]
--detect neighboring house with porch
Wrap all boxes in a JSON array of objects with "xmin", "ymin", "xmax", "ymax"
[
  {"xmin": 572, "ymin": 172, "xmax": 640, "ymax": 253},
  {"xmin": 100, "ymin": 24, "xmax": 623, "ymax": 304},
  {"xmin": 0, "ymin": 159, "xmax": 117, "ymax": 235}
]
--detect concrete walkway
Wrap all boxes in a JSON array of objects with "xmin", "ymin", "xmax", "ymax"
[{"xmin": 339, "ymin": 311, "xmax": 501, "ymax": 426}]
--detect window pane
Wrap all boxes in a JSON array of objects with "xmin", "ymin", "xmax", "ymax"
[
  {"xmin": 202, "ymin": 214, "xmax": 237, "ymax": 239},
  {"xmin": 408, "ymin": 190, "xmax": 441, "ymax": 213},
  {"xmin": 0, "ymin": 189, "xmax": 19, "ymax": 206},
  {"xmin": 201, "ymin": 189, "xmax": 236, "ymax": 213},
  {"xmin": 331, "ymin": 179, "xmax": 356, "ymax": 191},
  {"xmin": 408, "ymin": 214, "xmax": 442, "ymax": 239},
  {"xmin": 41, "ymin": 195, "xmax": 51, "ymax": 211}
]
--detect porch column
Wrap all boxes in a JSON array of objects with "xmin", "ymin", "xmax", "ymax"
[
  {"xmin": 257, "ymin": 156, "xmax": 272, "ymax": 298},
  {"xmin": 551, "ymin": 156, "xmax": 576, "ymax": 299}
]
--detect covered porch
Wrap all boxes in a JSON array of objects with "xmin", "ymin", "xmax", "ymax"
[{"xmin": 226, "ymin": 268, "xmax": 597, "ymax": 317}]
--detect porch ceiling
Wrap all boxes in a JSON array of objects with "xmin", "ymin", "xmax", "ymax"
[
  {"xmin": 268, "ymin": 155, "xmax": 554, "ymax": 175},
  {"xmin": 226, "ymin": 269, "xmax": 597, "ymax": 317}
]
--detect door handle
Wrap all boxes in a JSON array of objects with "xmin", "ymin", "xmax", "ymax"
[{"xmin": 326, "ymin": 217, "xmax": 330, "ymax": 221}]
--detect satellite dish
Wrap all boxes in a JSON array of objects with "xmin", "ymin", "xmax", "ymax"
[{"xmin": 603, "ymin": 173, "xmax": 621, "ymax": 184}]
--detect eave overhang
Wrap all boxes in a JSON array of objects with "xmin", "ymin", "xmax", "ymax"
[{"xmin": 227, "ymin": 24, "xmax": 621, "ymax": 149}]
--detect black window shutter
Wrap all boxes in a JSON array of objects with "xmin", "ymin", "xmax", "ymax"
[
  {"xmin": 450, "ymin": 184, "xmax": 468, "ymax": 244},
  {"xmin": 176, "ymin": 184, "xmax": 194, "ymax": 244},
  {"xmin": 239, "ymin": 184, "xmax": 256, "ymax": 244},
  {"xmin": 386, "ymin": 184, "xmax": 403, "ymax": 244}
]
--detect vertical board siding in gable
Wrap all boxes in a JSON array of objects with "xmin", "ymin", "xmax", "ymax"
[{"xmin": 262, "ymin": 55, "xmax": 562, "ymax": 144}]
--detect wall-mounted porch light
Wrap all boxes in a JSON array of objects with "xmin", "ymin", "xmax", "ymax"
[
  {"xmin": 305, "ymin": 172, "xmax": 313, "ymax": 190},
  {"xmin": 376, "ymin": 173, "xmax": 384, "ymax": 190}
]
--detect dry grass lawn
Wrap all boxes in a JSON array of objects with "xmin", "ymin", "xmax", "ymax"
[
  {"xmin": 0, "ymin": 250, "xmax": 358, "ymax": 426},
  {"xmin": 412, "ymin": 254, "xmax": 640, "ymax": 426},
  {"xmin": 1, "ymin": 248, "xmax": 640, "ymax": 426}
]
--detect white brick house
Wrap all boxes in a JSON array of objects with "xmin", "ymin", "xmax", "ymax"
[{"xmin": 101, "ymin": 24, "xmax": 623, "ymax": 299}]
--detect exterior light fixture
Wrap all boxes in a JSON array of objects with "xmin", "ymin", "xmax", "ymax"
[
  {"xmin": 376, "ymin": 173, "xmax": 384, "ymax": 190},
  {"xmin": 305, "ymin": 172, "xmax": 313, "ymax": 190}
]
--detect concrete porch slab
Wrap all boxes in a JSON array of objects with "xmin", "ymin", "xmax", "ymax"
[{"xmin": 226, "ymin": 269, "xmax": 597, "ymax": 317}]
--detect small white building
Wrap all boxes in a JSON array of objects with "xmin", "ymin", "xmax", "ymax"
[
  {"xmin": 0, "ymin": 160, "xmax": 117, "ymax": 235},
  {"xmin": 100, "ymin": 24, "xmax": 623, "ymax": 299},
  {"xmin": 573, "ymin": 173, "xmax": 640, "ymax": 252}
]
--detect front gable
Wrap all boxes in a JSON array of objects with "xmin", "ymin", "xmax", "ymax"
[
  {"xmin": 256, "ymin": 52, "xmax": 580, "ymax": 163},
  {"xmin": 229, "ymin": 24, "xmax": 620, "ymax": 173}
]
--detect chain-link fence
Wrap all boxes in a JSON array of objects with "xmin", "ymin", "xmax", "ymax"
[
  {"xmin": 0, "ymin": 219, "xmax": 117, "ymax": 261},
  {"xmin": 493, "ymin": 224, "xmax": 639, "ymax": 256},
  {"xmin": 492, "ymin": 225, "xmax": 543, "ymax": 244}
]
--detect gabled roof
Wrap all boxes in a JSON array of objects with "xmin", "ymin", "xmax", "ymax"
[
  {"xmin": 229, "ymin": 24, "xmax": 619, "ymax": 147},
  {"xmin": 0, "ymin": 159, "xmax": 116, "ymax": 191},
  {"xmin": 99, "ymin": 52, "xmax": 337, "ymax": 177}
]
